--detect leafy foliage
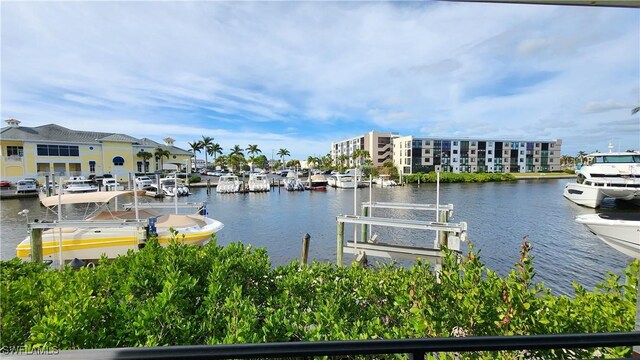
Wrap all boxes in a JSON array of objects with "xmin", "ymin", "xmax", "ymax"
[
  {"xmin": 405, "ymin": 172, "xmax": 516, "ymax": 183},
  {"xmin": 1, "ymin": 239, "xmax": 636, "ymax": 358}
]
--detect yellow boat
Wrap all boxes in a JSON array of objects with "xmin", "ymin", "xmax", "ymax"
[{"xmin": 16, "ymin": 191, "xmax": 224, "ymax": 262}]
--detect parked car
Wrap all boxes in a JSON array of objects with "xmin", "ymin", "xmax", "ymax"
[
  {"xmin": 0, "ymin": 180, "xmax": 11, "ymax": 188},
  {"xmin": 16, "ymin": 179, "xmax": 37, "ymax": 193},
  {"xmin": 103, "ymin": 178, "xmax": 119, "ymax": 191},
  {"xmin": 135, "ymin": 176, "xmax": 153, "ymax": 188}
]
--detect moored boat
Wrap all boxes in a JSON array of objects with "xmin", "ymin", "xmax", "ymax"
[
  {"xmin": 64, "ymin": 176, "xmax": 98, "ymax": 193},
  {"xmin": 328, "ymin": 174, "xmax": 356, "ymax": 189},
  {"xmin": 575, "ymin": 212, "xmax": 639, "ymax": 259},
  {"xmin": 248, "ymin": 174, "xmax": 270, "ymax": 192},
  {"xmin": 217, "ymin": 175, "xmax": 242, "ymax": 193},
  {"xmin": 16, "ymin": 191, "xmax": 224, "ymax": 262},
  {"xmin": 563, "ymin": 147, "xmax": 640, "ymax": 208}
]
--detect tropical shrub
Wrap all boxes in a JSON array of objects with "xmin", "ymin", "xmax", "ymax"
[
  {"xmin": 0, "ymin": 238, "xmax": 636, "ymax": 358},
  {"xmin": 188, "ymin": 175, "xmax": 201, "ymax": 184},
  {"xmin": 405, "ymin": 172, "xmax": 516, "ymax": 183}
]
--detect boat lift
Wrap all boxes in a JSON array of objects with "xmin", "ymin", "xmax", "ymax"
[{"xmin": 337, "ymin": 166, "xmax": 467, "ymax": 266}]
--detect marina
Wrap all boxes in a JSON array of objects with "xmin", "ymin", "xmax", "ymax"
[{"xmin": 1, "ymin": 178, "xmax": 636, "ymax": 295}]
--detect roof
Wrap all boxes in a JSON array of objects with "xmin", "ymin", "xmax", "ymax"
[
  {"xmin": 97, "ymin": 134, "xmax": 140, "ymax": 143},
  {"xmin": 0, "ymin": 124, "xmax": 114, "ymax": 143}
]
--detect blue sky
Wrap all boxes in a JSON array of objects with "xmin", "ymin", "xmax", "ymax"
[{"xmin": 2, "ymin": 1, "xmax": 638, "ymax": 159}]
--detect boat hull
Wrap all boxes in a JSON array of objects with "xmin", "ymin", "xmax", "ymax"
[
  {"xmin": 563, "ymin": 183, "xmax": 605, "ymax": 208},
  {"xmin": 16, "ymin": 217, "xmax": 224, "ymax": 262},
  {"xmin": 576, "ymin": 214, "xmax": 640, "ymax": 259}
]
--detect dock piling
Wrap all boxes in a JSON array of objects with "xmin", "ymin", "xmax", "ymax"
[
  {"xmin": 361, "ymin": 206, "xmax": 369, "ymax": 242},
  {"xmin": 301, "ymin": 233, "xmax": 311, "ymax": 266},
  {"xmin": 30, "ymin": 228, "xmax": 43, "ymax": 263},
  {"xmin": 336, "ymin": 220, "xmax": 344, "ymax": 266},
  {"xmin": 206, "ymin": 179, "xmax": 211, "ymax": 195}
]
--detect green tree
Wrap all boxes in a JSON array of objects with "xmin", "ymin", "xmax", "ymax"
[
  {"xmin": 208, "ymin": 143, "xmax": 223, "ymax": 169},
  {"xmin": 215, "ymin": 155, "xmax": 228, "ymax": 169},
  {"xmin": 230, "ymin": 145, "xmax": 244, "ymax": 157},
  {"xmin": 199, "ymin": 136, "xmax": 214, "ymax": 169},
  {"xmin": 246, "ymin": 145, "xmax": 261, "ymax": 171},
  {"xmin": 154, "ymin": 147, "xmax": 171, "ymax": 172},
  {"xmin": 254, "ymin": 155, "xmax": 268, "ymax": 170},
  {"xmin": 188, "ymin": 141, "xmax": 203, "ymax": 169},
  {"xmin": 228, "ymin": 154, "xmax": 246, "ymax": 173},
  {"xmin": 136, "ymin": 151, "xmax": 153, "ymax": 173},
  {"xmin": 277, "ymin": 148, "xmax": 290, "ymax": 170}
]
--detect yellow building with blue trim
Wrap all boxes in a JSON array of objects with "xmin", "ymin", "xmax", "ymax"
[{"xmin": 0, "ymin": 119, "xmax": 192, "ymax": 183}]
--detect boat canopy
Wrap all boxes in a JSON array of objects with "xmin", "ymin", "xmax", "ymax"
[{"xmin": 40, "ymin": 191, "xmax": 140, "ymax": 207}]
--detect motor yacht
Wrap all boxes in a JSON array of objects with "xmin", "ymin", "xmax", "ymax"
[
  {"xmin": 284, "ymin": 171, "xmax": 305, "ymax": 191},
  {"xmin": 575, "ymin": 213, "xmax": 639, "ymax": 259},
  {"xmin": 328, "ymin": 174, "xmax": 356, "ymax": 189},
  {"xmin": 563, "ymin": 147, "xmax": 640, "ymax": 208}
]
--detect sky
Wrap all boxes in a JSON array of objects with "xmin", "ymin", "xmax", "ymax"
[{"xmin": 1, "ymin": 1, "xmax": 639, "ymax": 160}]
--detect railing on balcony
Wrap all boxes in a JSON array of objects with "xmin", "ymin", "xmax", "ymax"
[
  {"xmin": 22, "ymin": 332, "xmax": 638, "ymax": 360},
  {"xmin": 2, "ymin": 155, "xmax": 23, "ymax": 162}
]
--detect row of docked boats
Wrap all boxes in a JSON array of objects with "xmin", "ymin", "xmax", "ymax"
[{"xmin": 564, "ymin": 147, "xmax": 639, "ymax": 259}]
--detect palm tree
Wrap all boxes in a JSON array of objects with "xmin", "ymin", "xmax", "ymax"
[
  {"xmin": 188, "ymin": 141, "xmax": 203, "ymax": 170},
  {"xmin": 246, "ymin": 144, "xmax": 261, "ymax": 172},
  {"xmin": 209, "ymin": 143, "xmax": 223, "ymax": 167},
  {"xmin": 215, "ymin": 155, "xmax": 228, "ymax": 169},
  {"xmin": 337, "ymin": 154, "xmax": 348, "ymax": 167},
  {"xmin": 230, "ymin": 145, "xmax": 244, "ymax": 157},
  {"xmin": 154, "ymin": 147, "xmax": 171, "ymax": 172},
  {"xmin": 137, "ymin": 150, "xmax": 153, "ymax": 173},
  {"xmin": 277, "ymin": 148, "xmax": 290, "ymax": 170},
  {"xmin": 199, "ymin": 136, "xmax": 214, "ymax": 169}
]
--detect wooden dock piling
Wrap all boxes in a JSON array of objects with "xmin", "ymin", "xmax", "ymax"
[
  {"xmin": 301, "ymin": 233, "xmax": 310, "ymax": 266},
  {"xmin": 30, "ymin": 228, "xmax": 43, "ymax": 263},
  {"xmin": 336, "ymin": 220, "xmax": 344, "ymax": 266},
  {"xmin": 361, "ymin": 206, "xmax": 369, "ymax": 242},
  {"xmin": 206, "ymin": 179, "xmax": 211, "ymax": 195}
]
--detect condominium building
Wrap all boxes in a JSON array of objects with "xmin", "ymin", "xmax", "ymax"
[
  {"xmin": 331, "ymin": 130, "xmax": 399, "ymax": 167},
  {"xmin": 393, "ymin": 136, "xmax": 562, "ymax": 174},
  {"xmin": 0, "ymin": 119, "xmax": 192, "ymax": 183}
]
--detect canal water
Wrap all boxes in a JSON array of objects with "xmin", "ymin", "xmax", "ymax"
[{"xmin": 0, "ymin": 179, "xmax": 637, "ymax": 295}]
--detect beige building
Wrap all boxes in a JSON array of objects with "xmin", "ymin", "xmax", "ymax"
[{"xmin": 331, "ymin": 130, "xmax": 399, "ymax": 167}]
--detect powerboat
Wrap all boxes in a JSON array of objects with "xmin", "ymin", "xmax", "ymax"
[
  {"xmin": 16, "ymin": 191, "xmax": 224, "ymax": 262},
  {"xmin": 575, "ymin": 213, "xmax": 639, "ymax": 259},
  {"xmin": 64, "ymin": 176, "xmax": 98, "ymax": 193},
  {"xmin": 248, "ymin": 174, "xmax": 270, "ymax": 192},
  {"xmin": 284, "ymin": 171, "xmax": 305, "ymax": 191},
  {"xmin": 376, "ymin": 175, "xmax": 397, "ymax": 187},
  {"xmin": 328, "ymin": 174, "xmax": 356, "ymax": 189},
  {"xmin": 306, "ymin": 174, "xmax": 328, "ymax": 190},
  {"xmin": 160, "ymin": 177, "xmax": 190, "ymax": 196},
  {"xmin": 217, "ymin": 175, "xmax": 242, "ymax": 193},
  {"xmin": 563, "ymin": 147, "xmax": 640, "ymax": 208}
]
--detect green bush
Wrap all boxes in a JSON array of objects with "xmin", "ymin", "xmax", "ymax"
[
  {"xmin": 405, "ymin": 172, "xmax": 516, "ymax": 183},
  {"xmin": 188, "ymin": 175, "xmax": 201, "ymax": 184},
  {"xmin": 0, "ymin": 238, "xmax": 636, "ymax": 357}
]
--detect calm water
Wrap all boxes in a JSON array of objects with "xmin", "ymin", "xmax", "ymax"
[{"xmin": 1, "ymin": 179, "xmax": 637, "ymax": 295}]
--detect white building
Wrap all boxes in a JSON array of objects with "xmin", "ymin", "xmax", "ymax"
[{"xmin": 331, "ymin": 130, "xmax": 399, "ymax": 167}]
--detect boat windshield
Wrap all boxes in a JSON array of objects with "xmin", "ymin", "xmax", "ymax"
[{"xmin": 593, "ymin": 155, "xmax": 640, "ymax": 164}]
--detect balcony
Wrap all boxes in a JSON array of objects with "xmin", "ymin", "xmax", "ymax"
[{"xmin": 2, "ymin": 155, "xmax": 23, "ymax": 162}]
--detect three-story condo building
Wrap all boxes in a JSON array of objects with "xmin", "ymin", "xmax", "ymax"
[{"xmin": 0, "ymin": 119, "xmax": 193, "ymax": 183}]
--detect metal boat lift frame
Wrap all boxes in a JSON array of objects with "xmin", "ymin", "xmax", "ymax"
[{"xmin": 336, "ymin": 214, "xmax": 467, "ymax": 266}]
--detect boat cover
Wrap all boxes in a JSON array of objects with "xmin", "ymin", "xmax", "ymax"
[{"xmin": 40, "ymin": 191, "xmax": 143, "ymax": 207}]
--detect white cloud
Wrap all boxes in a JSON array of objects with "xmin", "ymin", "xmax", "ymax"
[{"xmin": 1, "ymin": 1, "xmax": 638, "ymax": 158}]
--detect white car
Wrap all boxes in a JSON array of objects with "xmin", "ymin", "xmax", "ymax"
[
  {"xmin": 16, "ymin": 179, "xmax": 37, "ymax": 193},
  {"xmin": 103, "ymin": 178, "xmax": 119, "ymax": 190},
  {"xmin": 135, "ymin": 176, "xmax": 153, "ymax": 188}
]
